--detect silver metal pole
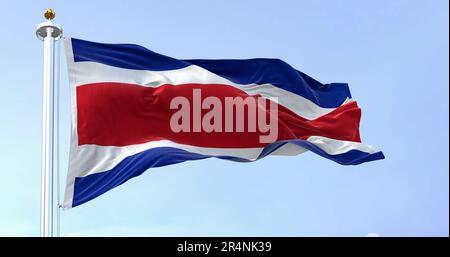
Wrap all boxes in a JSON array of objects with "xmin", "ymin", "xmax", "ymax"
[
  {"xmin": 55, "ymin": 36, "xmax": 61, "ymax": 238},
  {"xmin": 36, "ymin": 9, "xmax": 62, "ymax": 237}
]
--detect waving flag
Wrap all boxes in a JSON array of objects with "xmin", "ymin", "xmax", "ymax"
[{"xmin": 63, "ymin": 38, "xmax": 384, "ymax": 208}]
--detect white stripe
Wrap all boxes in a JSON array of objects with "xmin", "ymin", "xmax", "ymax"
[
  {"xmin": 270, "ymin": 143, "xmax": 308, "ymax": 156},
  {"xmin": 306, "ymin": 136, "xmax": 377, "ymax": 155},
  {"xmin": 69, "ymin": 61, "xmax": 352, "ymax": 120},
  {"xmin": 71, "ymin": 141, "xmax": 266, "ymax": 178},
  {"xmin": 63, "ymin": 38, "xmax": 78, "ymax": 208},
  {"xmin": 70, "ymin": 136, "xmax": 376, "ymax": 180}
]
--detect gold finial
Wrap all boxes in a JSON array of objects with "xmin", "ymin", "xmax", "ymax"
[{"xmin": 44, "ymin": 9, "xmax": 55, "ymax": 20}]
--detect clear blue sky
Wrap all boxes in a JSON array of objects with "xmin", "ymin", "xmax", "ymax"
[{"xmin": 0, "ymin": 0, "xmax": 448, "ymax": 236}]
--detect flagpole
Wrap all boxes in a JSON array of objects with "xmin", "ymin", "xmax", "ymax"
[{"xmin": 36, "ymin": 9, "xmax": 62, "ymax": 237}]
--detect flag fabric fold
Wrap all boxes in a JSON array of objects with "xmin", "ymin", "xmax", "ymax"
[{"xmin": 64, "ymin": 38, "xmax": 384, "ymax": 208}]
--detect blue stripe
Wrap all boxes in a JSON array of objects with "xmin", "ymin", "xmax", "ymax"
[
  {"xmin": 71, "ymin": 38, "xmax": 189, "ymax": 71},
  {"xmin": 70, "ymin": 38, "xmax": 351, "ymax": 108},
  {"xmin": 72, "ymin": 141, "xmax": 384, "ymax": 207},
  {"xmin": 185, "ymin": 59, "xmax": 351, "ymax": 108}
]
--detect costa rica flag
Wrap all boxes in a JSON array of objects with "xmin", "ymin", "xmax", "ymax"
[{"xmin": 63, "ymin": 38, "xmax": 384, "ymax": 208}]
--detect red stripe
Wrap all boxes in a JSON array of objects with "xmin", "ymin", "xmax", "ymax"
[{"xmin": 76, "ymin": 82, "xmax": 361, "ymax": 148}]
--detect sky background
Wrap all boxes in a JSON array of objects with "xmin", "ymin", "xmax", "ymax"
[{"xmin": 0, "ymin": 0, "xmax": 448, "ymax": 236}]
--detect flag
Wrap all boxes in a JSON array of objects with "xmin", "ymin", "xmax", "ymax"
[{"xmin": 63, "ymin": 38, "xmax": 384, "ymax": 208}]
